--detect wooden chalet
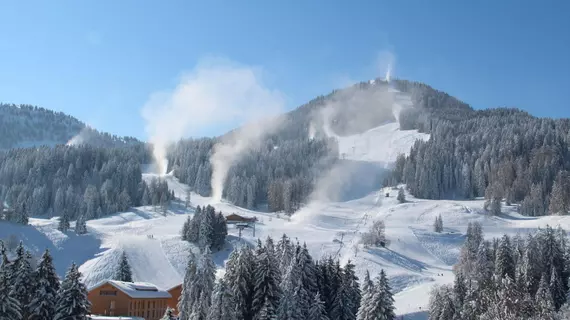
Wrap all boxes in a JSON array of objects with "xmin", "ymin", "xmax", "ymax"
[
  {"xmin": 225, "ymin": 213, "xmax": 257, "ymax": 224},
  {"xmin": 88, "ymin": 280, "xmax": 174, "ymax": 320}
]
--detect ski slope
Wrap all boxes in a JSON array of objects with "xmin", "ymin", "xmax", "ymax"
[{"xmin": 4, "ymin": 120, "xmax": 570, "ymax": 319}]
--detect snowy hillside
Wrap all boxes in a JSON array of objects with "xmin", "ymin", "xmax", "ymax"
[
  {"xmin": 0, "ymin": 103, "xmax": 140, "ymax": 149},
  {"xmin": 3, "ymin": 119, "xmax": 567, "ymax": 319}
]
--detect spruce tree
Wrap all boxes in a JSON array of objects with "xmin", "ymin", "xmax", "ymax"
[
  {"xmin": 207, "ymin": 279, "xmax": 238, "ymax": 320},
  {"xmin": 161, "ymin": 307, "xmax": 175, "ymax": 320},
  {"xmin": 397, "ymin": 187, "xmax": 405, "ymax": 203},
  {"xmin": 12, "ymin": 250, "xmax": 34, "ymax": 320},
  {"xmin": 549, "ymin": 266, "xmax": 566, "ymax": 311},
  {"xmin": 178, "ymin": 250, "xmax": 197, "ymax": 320},
  {"xmin": 252, "ymin": 244, "xmax": 281, "ymax": 319},
  {"xmin": 308, "ymin": 292, "xmax": 330, "ymax": 320},
  {"xmin": 75, "ymin": 215, "xmax": 87, "ymax": 235},
  {"xmin": 224, "ymin": 246, "xmax": 255, "ymax": 320},
  {"xmin": 362, "ymin": 270, "xmax": 395, "ymax": 320},
  {"xmin": 0, "ymin": 269, "xmax": 21, "ymax": 320},
  {"xmin": 54, "ymin": 263, "xmax": 91, "ymax": 320},
  {"xmin": 536, "ymin": 274, "xmax": 556, "ymax": 319},
  {"xmin": 58, "ymin": 214, "xmax": 70, "ymax": 232},
  {"xmin": 495, "ymin": 234, "xmax": 515, "ymax": 280},
  {"xmin": 181, "ymin": 215, "xmax": 192, "ymax": 241},
  {"xmin": 29, "ymin": 249, "xmax": 60, "ymax": 320},
  {"xmin": 114, "ymin": 251, "xmax": 133, "ymax": 282}
]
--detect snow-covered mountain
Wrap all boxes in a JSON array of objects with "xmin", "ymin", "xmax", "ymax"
[
  {"xmin": 5, "ymin": 115, "xmax": 564, "ymax": 319},
  {"xmin": 4, "ymin": 82, "xmax": 570, "ymax": 319},
  {"xmin": 0, "ymin": 103, "xmax": 140, "ymax": 149}
]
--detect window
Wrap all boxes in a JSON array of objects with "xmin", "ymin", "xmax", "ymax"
[{"xmin": 99, "ymin": 290, "xmax": 117, "ymax": 296}]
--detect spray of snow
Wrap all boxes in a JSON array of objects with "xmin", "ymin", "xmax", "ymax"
[
  {"xmin": 141, "ymin": 58, "xmax": 284, "ymax": 177},
  {"xmin": 210, "ymin": 115, "xmax": 284, "ymax": 202}
]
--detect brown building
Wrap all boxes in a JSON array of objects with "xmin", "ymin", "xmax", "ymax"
[
  {"xmin": 88, "ymin": 280, "xmax": 171, "ymax": 320},
  {"xmin": 166, "ymin": 284, "xmax": 182, "ymax": 313},
  {"xmin": 225, "ymin": 213, "xmax": 257, "ymax": 224}
]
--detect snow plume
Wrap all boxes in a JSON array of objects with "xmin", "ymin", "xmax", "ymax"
[
  {"xmin": 377, "ymin": 50, "xmax": 395, "ymax": 83},
  {"xmin": 141, "ymin": 58, "xmax": 284, "ymax": 176},
  {"xmin": 210, "ymin": 116, "xmax": 283, "ymax": 202}
]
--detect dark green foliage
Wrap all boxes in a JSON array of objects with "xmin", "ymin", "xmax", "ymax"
[
  {"xmin": 0, "ymin": 144, "xmax": 170, "ymax": 224},
  {"xmin": 181, "ymin": 205, "xmax": 227, "ymax": 252},
  {"xmin": 114, "ymin": 252, "xmax": 133, "ymax": 282}
]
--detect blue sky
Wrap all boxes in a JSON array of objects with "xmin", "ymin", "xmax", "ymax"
[{"xmin": 1, "ymin": 1, "xmax": 569, "ymax": 139}]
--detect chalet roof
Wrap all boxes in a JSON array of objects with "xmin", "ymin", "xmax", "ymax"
[
  {"xmin": 225, "ymin": 213, "xmax": 256, "ymax": 221},
  {"xmin": 89, "ymin": 280, "xmax": 171, "ymax": 299},
  {"xmin": 166, "ymin": 283, "xmax": 182, "ymax": 291}
]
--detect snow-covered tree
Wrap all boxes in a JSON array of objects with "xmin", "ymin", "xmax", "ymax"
[
  {"xmin": 361, "ymin": 220, "xmax": 388, "ymax": 248},
  {"xmin": 308, "ymin": 292, "xmax": 330, "ymax": 320},
  {"xmin": 178, "ymin": 251, "xmax": 197, "ymax": 320},
  {"xmin": 0, "ymin": 268, "xmax": 21, "ymax": 320},
  {"xmin": 360, "ymin": 270, "xmax": 395, "ymax": 320},
  {"xmin": 397, "ymin": 187, "xmax": 405, "ymax": 203},
  {"xmin": 536, "ymin": 274, "xmax": 557, "ymax": 319},
  {"xmin": 224, "ymin": 246, "xmax": 255, "ymax": 320},
  {"xmin": 252, "ymin": 244, "xmax": 281, "ymax": 319},
  {"xmin": 29, "ymin": 249, "xmax": 60, "ymax": 320},
  {"xmin": 12, "ymin": 250, "xmax": 34, "ymax": 319},
  {"xmin": 495, "ymin": 234, "xmax": 515, "ymax": 280},
  {"xmin": 207, "ymin": 279, "xmax": 238, "ymax": 320},
  {"xmin": 114, "ymin": 251, "xmax": 133, "ymax": 282},
  {"xmin": 75, "ymin": 215, "xmax": 87, "ymax": 235},
  {"xmin": 434, "ymin": 214, "xmax": 443, "ymax": 233},
  {"xmin": 54, "ymin": 263, "xmax": 91, "ymax": 320},
  {"xmin": 161, "ymin": 307, "xmax": 176, "ymax": 320}
]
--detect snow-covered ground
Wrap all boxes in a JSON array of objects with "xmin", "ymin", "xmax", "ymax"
[{"xmin": 3, "ymin": 120, "xmax": 570, "ymax": 319}]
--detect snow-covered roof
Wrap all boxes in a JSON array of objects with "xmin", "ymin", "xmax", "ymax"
[{"xmin": 89, "ymin": 280, "xmax": 172, "ymax": 299}]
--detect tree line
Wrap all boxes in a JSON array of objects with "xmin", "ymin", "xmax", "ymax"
[
  {"xmin": 0, "ymin": 144, "xmax": 173, "ymax": 226},
  {"xmin": 429, "ymin": 223, "xmax": 570, "ymax": 319},
  {"xmin": 0, "ymin": 102, "xmax": 140, "ymax": 150},
  {"xmin": 390, "ymin": 80, "xmax": 570, "ymax": 217},
  {"xmin": 181, "ymin": 205, "xmax": 228, "ymax": 252},
  {"xmin": 0, "ymin": 241, "xmax": 90, "ymax": 320},
  {"xmin": 178, "ymin": 234, "xmax": 396, "ymax": 320},
  {"xmin": 168, "ymin": 135, "xmax": 337, "ymax": 214}
]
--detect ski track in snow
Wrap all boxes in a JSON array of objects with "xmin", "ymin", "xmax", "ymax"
[{"xmin": 6, "ymin": 120, "xmax": 570, "ymax": 318}]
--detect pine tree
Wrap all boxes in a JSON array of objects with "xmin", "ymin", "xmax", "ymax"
[
  {"xmin": 193, "ymin": 249, "xmax": 216, "ymax": 320},
  {"xmin": 114, "ymin": 252, "xmax": 133, "ymax": 282},
  {"xmin": 252, "ymin": 245, "xmax": 281, "ymax": 319},
  {"xmin": 207, "ymin": 279, "xmax": 238, "ymax": 320},
  {"xmin": 343, "ymin": 260, "xmax": 361, "ymax": 318},
  {"xmin": 75, "ymin": 215, "xmax": 87, "ymax": 235},
  {"xmin": 0, "ymin": 269, "xmax": 21, "ymax": 320},
  {"xmin": 199, "ymin": 206, "xmax": 215, "ymax": 251},
  {"xmin": 549, "ymin": 266, "xmax": 566, "ymax": 311},
  {"xmin": 536, "ymin": 274, "xmax": 557, "ymax": 319},
  {"xmin": 161, "ymin": 307, "xmax": 176, "ymax": 320},
  {"xmin": 360, "ymin": 270, "xmax": 395, "ymax": 320},
  {"xmin": 495, "ymin": 234, "xmax": 515, "ymax": 280},
  {"xmin": 185, "ymin": 189, "xmax": 191, "ymax": 208},
  {"xmin": 12, "ymin": 250, "xmax": 34, "ymax": 320},
  {"xmin": 433, "ymin": 215, "xmax": 444, "ymax": 233},
  {"xmin": 178, "ymin": 250, "xmax": 197, "ymax": 320},
  {"xmin": 224, "ymin": 246, "xmax": 255, "ymax": 320},
  {"xmin": 29, "ymin": 249, "xmax": 60, "ymax": 320},
  {"xmin": 54, "ymin": 263, "xmax": 91, "ymax": 320},
  {"xmin": 397, "ymin": 187, "xmax": 405, "ymax": 203},
  {"xmin": 181, "ymin": 215, "xmax": 192, "ymax": 241},
  {"xmin": 58, "ymin": 214, "xmax": 70, "ymax": 232},
  {"xmin": 308, "ymin": 292, "xmax": 330, "ymax": 320}
]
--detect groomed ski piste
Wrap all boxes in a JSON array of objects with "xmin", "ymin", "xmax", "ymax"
[{"xmin": 5, "ymin": 117, "xmax": 570, "ymax": 319}]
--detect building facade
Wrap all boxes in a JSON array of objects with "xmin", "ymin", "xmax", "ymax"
[
  {"xmin": 166, "ymin": 284, "xmax": 182, "ymax": 313},
  {"xmin": 88, "ymin": 280, "xmax": 171, "ymax": 320}
]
